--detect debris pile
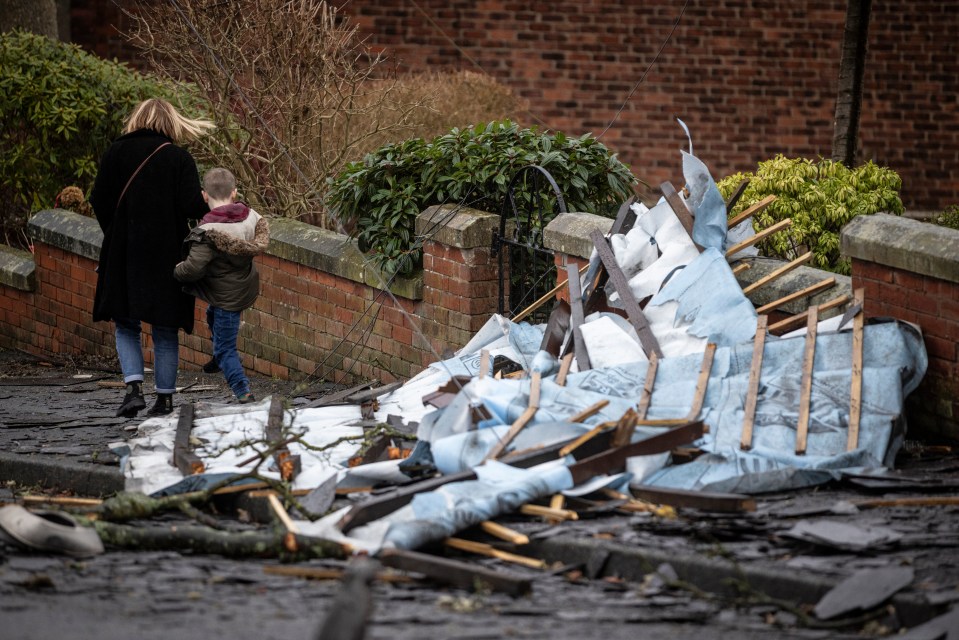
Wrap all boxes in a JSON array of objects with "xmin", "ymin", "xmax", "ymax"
[{"xmin": 109, "ymin": 133, "xmax": 926, "ymax": 562}]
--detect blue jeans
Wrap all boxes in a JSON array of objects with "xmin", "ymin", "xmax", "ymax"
[
  {"xmin": 207, "ymin": 306, "xmax": 251, "ymax": 397},
  {"xmin": 114, "ymin": 317, "xmax": 179, "ymax": 394}
]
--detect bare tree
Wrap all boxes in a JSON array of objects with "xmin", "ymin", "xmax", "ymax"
[
  {"xmin": 124, "ymin": 0, "xmax": 428, "ymax": 227},
  {"xmin": 832, "ymin": 0, "xmax": 873, "ymax": 167}
]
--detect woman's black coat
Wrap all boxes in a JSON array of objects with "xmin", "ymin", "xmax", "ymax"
[{"xmin": 90, "ymin": 129, "xmax": 208, "ymax": 333}]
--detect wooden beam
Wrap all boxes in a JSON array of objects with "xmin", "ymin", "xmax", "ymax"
[
  {"xmin": 519, "ymin": 504, "xmax": 578, "ymax": 521},
  {"xmin": 725, "ymin": 179, "xmax": 751, "ymax": 215},
  {"xmin": 742, "ymin": 252, "xmax": 813, "ymax": 295},
  {"xmin": 609, "ymin": 195, "xmax": 640, "ymax": 235},
  {"xmin": 796, "ymin": 306, "xmax": 819, "ymax": 455},
  {"xmin": 567, "ymin": 399, "xmax": 609, "ymax": 423},
  {"xmin": 660, "ymin": 181, "xmax": 696, "ymax": 242},
  {"xmin": 480, "ymin": 521, "xmax": 529, "ymax": 545},
  {"xmin": 513, "ymin": 264, "xmax": 588, "ymax": 324},
  {"xmin": 732, "ymin": 262, "xmax": 751, "ymax": 275},
  {"xmin": 767, "ymin": 294, "xmax": 851, "ymax": 333},
  {"xmin": 755, "ymin": 277, "xmax": 836, "ymax": 315},
  {"xmin": 478, "ymin": 349, "xmax": 491, "ymax": 379},
  {"xmin": 727, "ymin": 194, "xmax": 777, "ymax": 229},
  {"xmin": 444, "ymin": 538, "xmax": 546, "ymax": 569},
  {"xmin": 630, "ymin": 485, "xmax": 757, "ymax": 513},
  {"xmin": 725, "ymin": 218, "xmax": 792, "ymax": 259},
  {"xmin": 636, "ymin": 353, "xmax": 659, "ymax": 420},
  {"xmin": 740, "ymin": 315, "xmax": 768, "ymax": 451},
  {"xmin": 484, "ymin": 372, "xmax": 542, "ymax": 461},
  {"xmin": 686, "ymin": 343, "xmax": 717, "ymax": 423},
  {"xmin": 846, "ymin": 288, "xmax": 865, "ymax": 452},
  {"xmin": 172, "ymin": 403, "xmax": 204, "ymax": 476},
  {"xmin": 565, "ymin": 263, "xmax": 591, "ymax": 370},
  {"xmin": 611, "ymin": 408, "xmax": 639, "ymax": 448},
  {"xmin": 558, "ymin": 421, "xmax": 615, "ymax": 457},
  {"xmin": 589, "ymin": 229, "xmax": 664, "ymax": 359},
  {"xmin": 266, "ymin": 491, "xmax": 300, "ymax": 534},
  {"xmin": 556, "ymin": 353, "xmax": 574, "ymax": 386}
]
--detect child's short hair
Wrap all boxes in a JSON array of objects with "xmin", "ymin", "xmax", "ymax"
[{"xmin": 202, "ymin": 168, "xmax": 237, "ymax": 201}]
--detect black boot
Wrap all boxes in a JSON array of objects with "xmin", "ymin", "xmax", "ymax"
[
  {"xmin": 116, "ymin": 382, "xmax": 145, "ymax": 418},
  {"xmin": 147, "ymin": 393, "xmax": 174, "ymax": 416},
  {"xmin": 202, "ymin": 357, "xmax": 220, "ymax": 373}
]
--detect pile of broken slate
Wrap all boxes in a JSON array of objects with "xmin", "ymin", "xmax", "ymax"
[{"xmin": 103, "ymin": 135, "xmax": 927, "ymax": 560}]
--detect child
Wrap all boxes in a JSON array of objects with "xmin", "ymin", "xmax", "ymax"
[{"xmin": 174, "ymin": 168, "xmax": 269, "ymax": 403}]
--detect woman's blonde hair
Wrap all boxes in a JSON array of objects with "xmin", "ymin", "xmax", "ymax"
[{"xmin": 123, "ymin": 98, "xmax": 214, "ymax": 143}]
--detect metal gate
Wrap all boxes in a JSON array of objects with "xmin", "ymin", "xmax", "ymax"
[{"xmin": 493, "ymin": 165, "xmax": 567, "ymax": 325}]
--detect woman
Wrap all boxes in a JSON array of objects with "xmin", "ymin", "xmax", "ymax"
[{"xmin": 90, "ymin": 98, "xmax": 213, "ymax": 418}]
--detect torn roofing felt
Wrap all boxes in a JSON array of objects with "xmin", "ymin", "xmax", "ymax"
[{"xmin": 112, "ymin": 129, "xmax": 928, "ymax": 553}]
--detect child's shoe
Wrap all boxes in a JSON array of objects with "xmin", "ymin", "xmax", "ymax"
[{"xmin": 237, "ymin": 392, "xmax": 256, "ymax": 404}]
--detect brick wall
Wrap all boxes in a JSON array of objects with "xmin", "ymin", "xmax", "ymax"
[
  {"xmin": 0, "ymin": 207, "xmax": 499, "ymax": 387},
  {"xmin": 68, "ymin": 0, "xmax": 959, "ymax": 212}
]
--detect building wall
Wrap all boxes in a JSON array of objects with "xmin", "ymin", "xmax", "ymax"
[{"xmin": 68, "ymin": 0, "xmax": 958, "ymax": 212}]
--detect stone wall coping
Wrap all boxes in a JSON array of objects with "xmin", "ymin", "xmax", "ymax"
[
  {"xmin": 27, "ymin": 209, "xmax": 102, "ymax": 261},
  {"xmin": 842, "ymin": 213, "xmax": 959, "ymax": 284},
  {"xmin": 266, "ymin": 217, "xmax": 424, "ymax": 300},
  {"xmin": 0, "ymin": 244, "xmax": 35, "ymax": 291},
  {"xmin": 415, "ymin": 204, "xmax": 500, "ymax": 249},
  {"xmin": 22, "ymin": 210, "xmax": 424, "ymax": 301},
  {"xmin": 544, "ymin": 212, "xmax": 613, "ymax": 259}
]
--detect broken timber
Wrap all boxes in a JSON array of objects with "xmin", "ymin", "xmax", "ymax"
[
  {"xmin": 636, "ymin": 353, "xmax": 659, "ymax": 420},
  {"xmin": 847, "ymin": 287, "xmax": 865, "ymax": 452},
  {"xmin": 725, "ymin": 218, "xmax": 792, "ymax": 259},
  {"xmin": 768, "ymin": 294, "xmax": 850, "ymax": 333},
  {"xmin": 337, "ymin": 420, "xmax": 704, "ymax": 533},
  {"xmin": 630, "ymin": 485, "xmax": 756, "ymax": 513},
  {"xmin": 726, "ymin": 194, "xmax": 777, "ymax": 229},
  {"xmin": 740, "ymin": 315, "xmax": 768, "ymax": 451},
  {"xmin": 564, "ymin": 263, "xmax": 591, "ymax": 370},
  {"xmin": 589, "ymin": 228, "xmax": 664, "ymax": 359},
  {"xmin": 741, "ymin": 252, "xmax": 813, "ymax": 295},
  {"xmin": 660, "ymin": 181, "xmax": 696, "ymax": 243},
  {"xmin": 267, "ymin": 396, "xmax": 300, "ymax": 482},
  {"xmin": 796, "ymin": 306, "xmax": 819, "ymax": 455},
  {"xmin": 172, "ymin": 403, "xmax": 204, "ymax": 476},
  {"xmin": 755, "ymin": 277, "xmax": 836, "ymax": 315},
  {"xmin": 484, "ymin": 371, "xmax": 542, "ymax": 461}
]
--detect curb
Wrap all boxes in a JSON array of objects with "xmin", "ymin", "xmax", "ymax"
[
  {"xmin": 530, "ymin": 536, "xmax": 939, "ymax": 628},
  {"xmin": 0, "ymin": 452, "xmax": 124, "ymax": 497}
]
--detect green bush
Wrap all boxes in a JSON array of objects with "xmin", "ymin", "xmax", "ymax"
[
  {"xmin": 717, "ymin": 156, "xmax": 903, "ymax": 275},
  {"xmin": 0, "ymin": 30, "xmax": 172, "ymax": 246},
  {"xmin": 327, "ymin": 120, "xmax": 638, "ymax": 276},
  {"xmin": 933, "ymin": 205, "xmax": 959, "ymax": 230}
]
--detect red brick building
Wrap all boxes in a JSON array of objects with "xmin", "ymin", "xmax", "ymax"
[{"xmin": 69, "ymin": 0, "xmax": 958, "ymax": 213}]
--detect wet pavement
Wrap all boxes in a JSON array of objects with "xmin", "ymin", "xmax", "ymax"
[{"xmin": 2, "ymin": 348, "xmax": 959, "ymax": 640}]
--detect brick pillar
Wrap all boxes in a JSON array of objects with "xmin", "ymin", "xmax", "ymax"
[{"xmin": 842, "ymin": 213, "xmax": 959, "ymax": 442}]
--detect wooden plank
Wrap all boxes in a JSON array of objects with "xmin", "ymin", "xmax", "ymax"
[
  {"xmin": 636, "ymin": 353, "xmax": 659, "ymax": 420},
  {"xmin": 266, "ymin": 491, "xmax": 300, "ymax": 534},
  {"xmin": 725, "ymin": 179, "xmax": 751, "ymax": 214},
  {"xmin": 660, "ymin": 181, "xmax": 696, "ymax": 241},
  {"xmin": 558, "ymin": 421, "xmax": 615, "ymax": 457},
  {"xmin": 565, "ymin": 263, "xmax": 591, "ymax": 370},
  {"xmin": 568, "ymin": 420, "xmax": 705, "ymax": 485},
  {"xmin": 755, "ymin": 277, "xmax": 836, "ymax": 315},
  {"xmin": 767, "ymin": 294, "xmax": 851, "ymax": 333},
  {"xmin": 741, "ymin": 252, "xmax": 813, "ymax": 295},
  {"xmin": 444, "ymin": 538, "xmax": 546, "ymax": 569},
  {"xmin": 609, "ymin": 195, "xmax": 639, "ymax": 235},
  {"xmin": 484, "ymin": 372, "xmax": 541, "ymax": 461},
  {"xmin": 796, "ymin": 306, "xmax": 819, "ymax": 455},
  {"xmin": 478, "ymin": 349, "xmax": 491, "ymax": 379},
  {"xmin": 302, "ymin": 381, "xmax": 374, "ymax": 408},
  {"xmin": 685, "ymin": 343, "xmax": 717, "ymax": 422},
  {"xmin": 740, "ymin": 315, "xmax": 768, "ymax": 451},
  {"xmin": 480, "ymin": 521, "xmax": 529, "ymax": 545},
  {"xmin": 514, "ymin": 264, "xmax": 588, "ymax": 324},
  {"xmin": 725, "ymin": 218, "xmax": 792, "ymax": 258},
  {"xmin": 732, "ymin": 262, "xmax": 751, "ymax": 275},
  {"xmin": 567, "ymin": 399, "xmax": 609, "ymax": 423},
  {"xmin": 378, "ymin": 548, "xmax": 533, "ymax": 596},
  {"xmin": 589, "ymin": 229, "xmax": 664, "ymax": 359},
  {"xmin": 519, "ymin": 504, "xmax": 578, "ymax": 521},
  {"xmin": 846, "ymin": 288, "xmax": 865, "ymax": 452},
  {"xmin": 727, "ymin": 194, "xmax": 777, "ymax": 229},
  {"xmin": 611, "ymin": 408, "xmax": 639, "ymax": 448},
  {"xmin": 172, "ymin": 403, "xmax": 204, "ymax": 476},
  {"xmin": 630, "ymin": 485, "xmax": 757, "ymax": 513},
  {"xmin": 555, "ymin": 353, "xmax": 574, "ymax": 386}
]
